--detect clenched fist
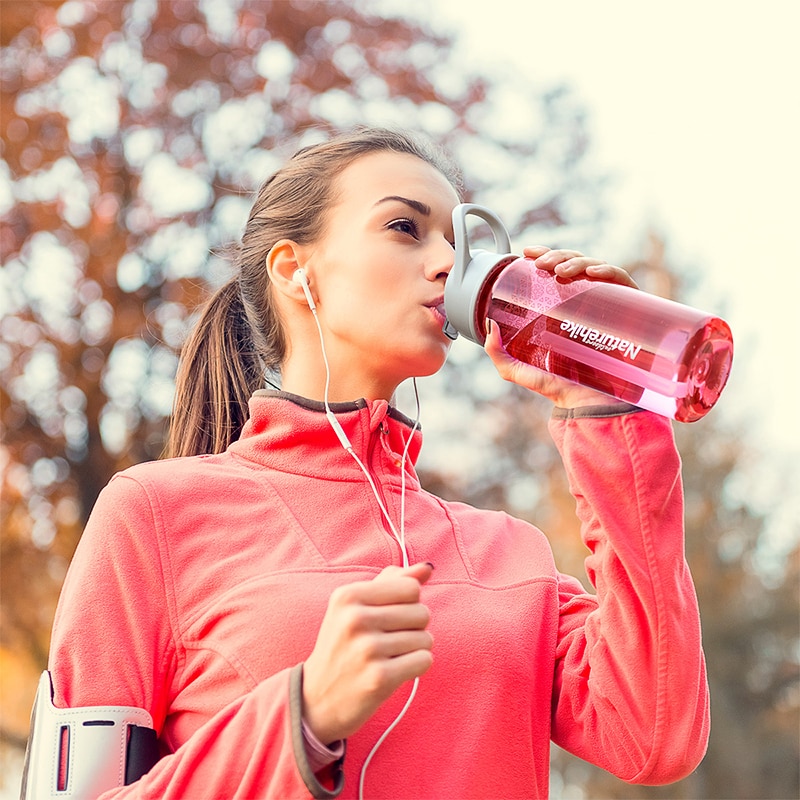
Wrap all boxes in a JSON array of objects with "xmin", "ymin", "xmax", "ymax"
[{"xmin": 301, "ymin": 562, "xmax": 434, "ymax": 744}]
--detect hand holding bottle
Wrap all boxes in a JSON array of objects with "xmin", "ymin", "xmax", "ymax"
[
  {"xmin": 525, "ymin": 245, "xmax": 638, "ymax": 288},
  {"xmin": 444, "ymin": 203, "xmax": 733, "ymax": 422},
  {"xmin": 484, "ymin": 245, "xmax": 639, "ymax": 408}
]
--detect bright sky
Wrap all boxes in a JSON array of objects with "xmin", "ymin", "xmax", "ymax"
[
  {"xmin": 427, "ymin": 0, "xmax": 799, "ymax": 445},
  {"xmin": 425, "ymin": 0, "xmax": 799, "ymax": 552}
]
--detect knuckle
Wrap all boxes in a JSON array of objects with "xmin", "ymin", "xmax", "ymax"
[
  {"xmin": 378, "ymin": 565, "xmax": 403, "ymax": 580},
  {"xmin": 418, "ymin": 649, "xmax": 434, "ymax": 669},
  {"xmin": 330, "ymin": 583, "xmax": 354, "ymax": 605},
  {"xmin": 363, "ymin": 661, "xmax": 392, "ymax": 695},
  {"xmin": 337, "ymin": 604, "xmax": 367, "ymax": 636},
  {"xmin": 331, "ymin": 580, "xmax": 369, "ymax": 608},
  {"xmin": 355, "ymin": 634, "xmax": 381, "ymax": 662}
]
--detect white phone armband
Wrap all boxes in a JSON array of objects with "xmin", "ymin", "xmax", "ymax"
[{"xmin": 20, "ymin": 671, "xmax": 160, "ymax": 800}]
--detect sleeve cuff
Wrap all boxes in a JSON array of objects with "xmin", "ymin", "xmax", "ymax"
[
  {"xmin": 302, "ymin": 719, "xmax": 345, "ymax": 771},
  {"xmin": 551, "ymin": 402, "xmax": 646, "ymax": 419},
  {"xmin": 289, "ymin": 664, "xmax": 345, "ymax": 798}
]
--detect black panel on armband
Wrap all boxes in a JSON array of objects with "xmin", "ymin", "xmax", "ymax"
[{"xmin": 125, "ymin": 725, "xmax": 160, "ymax": 785}]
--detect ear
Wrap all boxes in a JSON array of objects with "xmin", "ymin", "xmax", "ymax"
[{"xmin": 267, "ymin": 239, "xmax": 314, "ymax": 307}]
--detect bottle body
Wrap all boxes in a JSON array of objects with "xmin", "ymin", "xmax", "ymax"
[{"xmin": 477, "ymin": 257, "xmax": 733, "ymax": 422}]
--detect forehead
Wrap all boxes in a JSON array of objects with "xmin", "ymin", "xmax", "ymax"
[{"xmin": 332, "ymin": 151, "xmax": 460, "ymax": 211}]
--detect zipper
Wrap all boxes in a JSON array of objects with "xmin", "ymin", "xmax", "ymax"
[
  {"xmin": 379, "ymin": 420, "xmax": 403, "ymax": 467},
  {"xmin": 362, "ymin": 420, "xmax": 406, "ymax": 561}
]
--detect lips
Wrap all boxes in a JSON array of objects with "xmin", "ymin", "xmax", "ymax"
[{"xmin": 425, "ymin": 297, "xmax": 447, "ymax": 327}]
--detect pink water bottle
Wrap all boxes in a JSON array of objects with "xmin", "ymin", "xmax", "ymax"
[{"xmin": 442, "ymin": 204, "xmax": 733, "ymax": 422}]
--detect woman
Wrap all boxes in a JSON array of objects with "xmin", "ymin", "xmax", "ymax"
[{"xmin": 42, "ymin": 127, "xmax": 709, "ymax": 798}]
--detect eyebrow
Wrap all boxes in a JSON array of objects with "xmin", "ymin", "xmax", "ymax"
[{"xmin": 373, "ymin": 195, "xmax": 431, "ymax": 216}]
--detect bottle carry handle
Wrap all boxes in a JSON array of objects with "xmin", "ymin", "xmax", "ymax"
[
  {"xmin": 444, "ymin": 203, "xmax": 517, "ymax": 343},
  {"xmin": 451, "ymin": 203, "xmax": 512, "ymax": 274}
]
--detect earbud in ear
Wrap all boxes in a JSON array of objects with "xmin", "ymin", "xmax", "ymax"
[{"xmin": 292, "ymin": 268, "xmax": 316, "ymax": 312}]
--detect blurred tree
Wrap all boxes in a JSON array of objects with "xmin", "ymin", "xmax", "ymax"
[
  {"xmin": 4, "ymin": 2, "xmax": 795, "ymax": 798},
  {"xmin": 0, "ymin": 0, "xmax": 599, "ymax": 772}
]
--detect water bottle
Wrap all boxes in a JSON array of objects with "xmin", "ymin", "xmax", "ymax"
[{"xmin": 442, "ymin": 203, "xmax": 733, "ymax": 422}]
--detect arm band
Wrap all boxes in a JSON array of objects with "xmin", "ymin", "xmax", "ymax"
[{"xmin": 20, "ymin": 671, "xmax": 160, "ymax": 800}]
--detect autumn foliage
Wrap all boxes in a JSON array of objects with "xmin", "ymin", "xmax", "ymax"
[{"xmin": 1, "ymin": 2, "xmax": 797, "ymax": 797}]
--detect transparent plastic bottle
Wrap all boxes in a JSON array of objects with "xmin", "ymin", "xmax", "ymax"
[{"xmin": 443, "ymin": 204, "xmax": 734, "ymax": 422}]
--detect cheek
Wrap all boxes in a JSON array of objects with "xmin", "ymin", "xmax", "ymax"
[
  {"xmin": 320, "ymin": 252, "xmax": 414, "ymax": 333},
  {"xmin": 338, "ymin": 274, "xmax": 399, "ymax": 316},
  {"xmin": 322, "ymin": 282, "xmax": 388, "ymax": 339}
]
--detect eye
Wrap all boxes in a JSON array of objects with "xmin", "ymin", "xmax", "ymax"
[{"xmin": 388, "ymin": 218, "xmax": 420, "ymax": 239}]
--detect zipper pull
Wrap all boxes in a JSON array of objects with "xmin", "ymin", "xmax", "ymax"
[{"xmin": 378, "ymin": 421, "xmax": 402, "ymax": 466}]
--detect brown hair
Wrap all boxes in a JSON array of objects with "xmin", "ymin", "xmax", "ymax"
[{"xmin": 165, "ymin": 127, "xmax": 462, "ymax": 458}]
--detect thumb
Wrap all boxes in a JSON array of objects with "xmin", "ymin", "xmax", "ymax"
[
  {"xmin": 522, "ymin": 245, "xmax": 551, "ymax": 259},
  {"xmin": 403, "ymin": 561, "xmax": 434, "ymax": 585},
  {"xmin": 375, "ymin": 561, "xmax": 434, "ymax": 585}
]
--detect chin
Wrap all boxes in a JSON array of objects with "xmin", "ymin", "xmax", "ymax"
[{"xmin": 404, "ymin": 346, "xmax": 451, "ymax": 381}]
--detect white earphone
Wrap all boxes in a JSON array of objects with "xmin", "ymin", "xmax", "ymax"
[
  {"xmin": 294, "ymin": 261, "xmax": 422, "ymax": 796},
  {"xmin": 293, "ymin": 268, "xmax": 316, "ymax": 311},
  {"xmin": 294, "ymin": 267, "xmax": 352, "ymax": 450}
]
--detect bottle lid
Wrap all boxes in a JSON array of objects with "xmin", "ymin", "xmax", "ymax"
[{"xmin": 443, "ymin": 204, "xmax": 518, "ymax": 344}]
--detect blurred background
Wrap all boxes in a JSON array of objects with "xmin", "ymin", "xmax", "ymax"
[{"xmin": 1, "ymin": 1, "xmax": 797, "ymax": 797}]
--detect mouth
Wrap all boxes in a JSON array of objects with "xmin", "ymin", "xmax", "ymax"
[{"xmin": 425, "ymin": 298, "xmax": 447, "ymax": 327}]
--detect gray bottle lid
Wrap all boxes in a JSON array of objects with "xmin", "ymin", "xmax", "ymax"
[{"xmin": 443, "ymin": 203, "xmax": 519, "ymax": 344}]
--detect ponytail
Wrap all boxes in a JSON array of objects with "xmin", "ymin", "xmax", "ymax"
[{"xmin": 165, "ymin": 278, "xmax": 264, "ymax": 458}]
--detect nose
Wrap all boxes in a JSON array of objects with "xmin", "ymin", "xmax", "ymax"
[{"xmin": 427, "ymin": 234, "xmax": 455, "ymax": 282}]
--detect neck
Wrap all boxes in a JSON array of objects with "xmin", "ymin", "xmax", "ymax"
[
  {"xmin": 280, "ymin": 350, "xmax": 400, "ymax": 404},
  {"xmin": 279, "ymin": 303, "xmax": 403, "ymax": 403}
]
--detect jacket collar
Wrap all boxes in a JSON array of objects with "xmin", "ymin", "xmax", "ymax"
[{"xmin": 228, "ymin": 390, "xmax": 423, "ymax": 483}]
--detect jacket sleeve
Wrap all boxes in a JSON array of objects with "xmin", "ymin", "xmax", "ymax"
[
  {"xmin": 547, "ymin": 407, "xmax": 710, "ymax": 784},
  {"xmin": 47, "ymin": 473, "xmax": 342, "ymax": 800}
]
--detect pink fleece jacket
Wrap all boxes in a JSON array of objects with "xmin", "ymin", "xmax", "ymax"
[{"xmin": 48, "ymin": 391, "xmax": 709, "ymax": 798}]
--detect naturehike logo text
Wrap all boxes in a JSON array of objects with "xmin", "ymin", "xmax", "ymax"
[{"xmin": 559, "ymin": 320, "xmax": 642, "ymax": 361}]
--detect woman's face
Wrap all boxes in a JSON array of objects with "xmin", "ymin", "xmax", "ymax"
[{"xmin": 305, "ymin": 151, "xmax": 460, "ymax": 398}]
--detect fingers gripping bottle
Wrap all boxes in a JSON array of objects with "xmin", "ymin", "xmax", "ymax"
[{"xmin": 442, "ymin": 203, "xmax": 733, "ymax": 422}]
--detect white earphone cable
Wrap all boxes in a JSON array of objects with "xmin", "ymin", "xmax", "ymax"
[
  {"xmin": 308, "ymin": 300, "xmax": 423, "ymax": 798},
  {"xmin": 309, "ymin": 303, "xmax": 419, "ymax": 558}
]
